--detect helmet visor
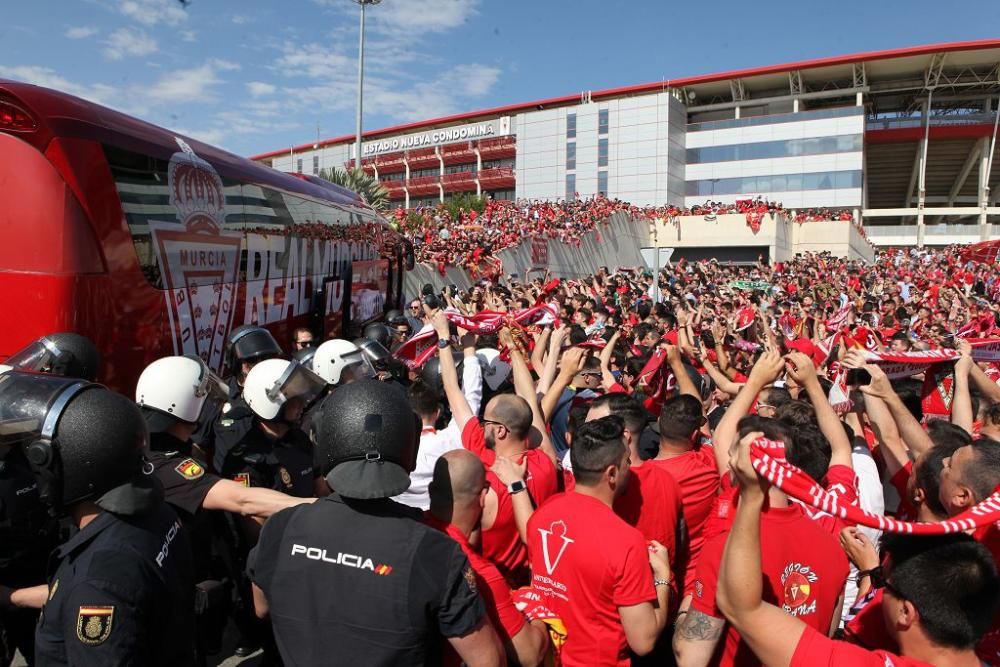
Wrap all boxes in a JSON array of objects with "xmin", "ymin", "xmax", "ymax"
[
  {"xmin": 340, "ymin": 351, "xmax": 377, "ymax": 384},
  {"xmin": 4, "ymin": 339, "xmax": 73, "ymax": 376},
  {"xmin": 0, "ymin": 371, "xmax": 89, "ymax": 447},
  {"xmin": 231, "ymin": 328, "xmax": 282, "ymax": 364},
  {"xmin": 184, "ymin": 355, "xmax": 228, "ymax": 404},
  {"xmin": 266, "ymin": 360, "xmax": 327, "ymax": 408}
]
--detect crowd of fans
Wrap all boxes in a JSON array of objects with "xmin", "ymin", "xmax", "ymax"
[
  {"xmin": 391, "ymin": 196, "xmax": 860, "ymax": 272},
  {"xmin": 375, "ymin": 244, "xmax": 1000, "ymax": 666}
]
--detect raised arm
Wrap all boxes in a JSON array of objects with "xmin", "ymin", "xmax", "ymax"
[
  {"xmin": 715, "ymin": 432, "xmax": 805, "ymax": 667},
  {"xmin": 711, "ymin": 352, "xmax": 784, "ymax": 476},
  {"xmin": 619, "ymin": 541, "xmax": 672, "ymax": 656},
  {"xmin": 530, "ymin": 326, "xmax": 551, "ymax": 375},
  {"xmin": 500, "ymin": 327, "xmax": 557, "ymax": 465},
  {"xmin": 665, "ymin": 344, "xmax": 701, "ymax": 402},
  {"xmin": 785, "ymin": 351, "xmax": 853, "ymax": 470},
  {"xmin": 536, "ymin": 325, "xmax": 568, "ymax": 397},
  {"xmin": 951, "ymin": 346, "xmax": 974, "ymax": 435},
  {"xmin": 540, "ymin": 346, "xmax": 586, "ymax": 423},
  {"xmin": 600, "ymin": 329, "xmax": 623, "ymax": 391},
  {"xmin": 434, "ymin": 311, "xmax": 475, "ymax": 431}
]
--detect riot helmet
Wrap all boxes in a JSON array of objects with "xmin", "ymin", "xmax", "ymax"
[
  {"xmin": 292, "ymin": 345, "xmax": 317, "ymax": 371},
  {"xmin": 385, "ymin": 309, "xmax": 406, "ymax": 325},
  {"xmin": 420, "ymin": 356, "xmax": 464, "ymax": 396},
  {"xmin": 135, "ymin": 355, "xmax": 227, "ymax": 434},
  {"xmin": 0, "ymin": 371, "xmax": 150, "ymax": 514},
  {"xmin": 362, "ymin": 322, "xmax": 393, "ymax": 349},
  {"xmin": 4, "ymin": 332, "xmax": 100, "ymax": 381},
  {"xmin": 242, "ymin": 358, "xmax": 326, "ymax": 422},
  {"xmin": 312, "ymin": 339, "xmax": 376, "ymax": 386},
  {"xmin": 353, "ymin": 337, "xmax": 393, "ymax": 370},
  {"xmin": 225, "ymin": 325, "xmax": 282, "ymax": 376},
  {"xmin": 316, "ymin": 379, "xmax": 418, "ymax": 499}
]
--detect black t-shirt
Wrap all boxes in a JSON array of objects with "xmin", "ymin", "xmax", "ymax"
[
  {"xmin": 247, "ymin": 494, "xmax": 485, "ymax": 667},
  {"xmin": 34, "ymin": 501, "xmax": 196, "ymax": 667}
]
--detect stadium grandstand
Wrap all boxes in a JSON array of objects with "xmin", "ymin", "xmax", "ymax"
[{"xmin": 251, "ymin": 39, "xmax": 1000, "ymax": 252}]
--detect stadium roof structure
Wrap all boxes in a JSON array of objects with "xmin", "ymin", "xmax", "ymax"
[{"xmin": 251, "ymin": 39, "xmax": 1000, "ymax": 160}]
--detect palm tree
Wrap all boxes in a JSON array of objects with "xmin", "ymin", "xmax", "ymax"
[{"xmin": 318, "ymin": 167, "xmax": 390, "ymax": 212}]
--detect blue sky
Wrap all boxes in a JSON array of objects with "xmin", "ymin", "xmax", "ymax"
[{"xmin": 2, "ymin": 0, "xmax": 999, "ymax": 157}]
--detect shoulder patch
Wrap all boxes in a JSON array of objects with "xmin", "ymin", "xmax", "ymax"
[
  {"xmin": 174, "ymin": 458, "xmax": 205, "ymax": 480},
  {"xmin": 279, "ymin": 467, "xmax": 292, "ymax": 489},
  {"xmin": 462, "ymin": 566, "xmax": 477, "ymax": 594},
  {"xmin": 233, "ymin": 472, "xmax": 251, "ymax": 487},
  {"xmin": 77, "ymin": 606, "xmax": 114, "ymax": 645}
]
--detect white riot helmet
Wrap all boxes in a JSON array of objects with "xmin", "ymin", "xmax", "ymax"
[
  {"xmin": 475, "ymin": 347, "xmax": 512, "ymax": 392},
  {"xmin": 135, "ymin": 356, "xmax": 227, "ymax": 433},
  {"xmin": 242, "ymin": 358, "xmax": 326, "ymax": 421},
  {"xmin": 312, "ymin": 339, "xmax": 376, "ymax": 386}
]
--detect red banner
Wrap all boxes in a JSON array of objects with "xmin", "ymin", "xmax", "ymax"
[
  {"xmin": 862, "ymin": 338, "xmax": 1000, "ymax": 378},
  {"xmin": 531, "ymin": 237, "xmax": 549, "ymax": 268}
]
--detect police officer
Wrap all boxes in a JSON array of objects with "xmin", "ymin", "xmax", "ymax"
[
  {"xmin": 135, "ymin": 356, "xmax": 316, "ymax": 664},
  {"xmin": 0, "ymin": 332, "xmax": 100, "ymax": 381},
  {"xmin": 0, "ymin": 333, "xmax": 100, "ymax": 667},
  {"xmin": 0, "ymin": 371, "xmax": 195, "ymax": 666},
  {"xmin": 354, "ymin": 336, "xmax": 409, "ymax": 386},
  {"xmin": 247, "ymin": 379, "xmax": 504, "ymax": 667},
  {"xmin": 193, "ymin": 325, "xmax": 282, "ymax": 473}
]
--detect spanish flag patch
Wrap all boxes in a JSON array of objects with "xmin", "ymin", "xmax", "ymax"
[
  {"xmin": 175, "ymin": 458, "xmax": 205, "ymax": 480},
  {"xmin": 76, "ymin": 606, "xmax": 114, "ymax": 645}
]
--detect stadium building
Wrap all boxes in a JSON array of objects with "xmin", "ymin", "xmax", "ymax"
[{"xmin": 252, "ymin": 40, "xmax": 1000, "ymax": 249}]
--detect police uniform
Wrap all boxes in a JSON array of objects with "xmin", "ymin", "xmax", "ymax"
[
  {"xmin": 194, "ymin": 379, "xmax": 255, "ymax": 474},
  {"xmin": 34, "ymin": 499, "xmax": 196, "ymax": 667},
  {"xmin": 220, "ymin": 426, "xmax": 315, "ymax": 499},
  {"xmin": 1, "ymin": 447, "xmax": 58, "ymax": 665},
  {"xmin": 247, "ymin": 494, "xmax": 485, "ymax": 666}
]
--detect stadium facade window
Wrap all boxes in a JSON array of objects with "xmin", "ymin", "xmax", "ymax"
[
  {"xmin": 566, "ymin": 173, "xmax": 576, "ymax": 200},
  {"xmin": 312, "ymin": 155, "xmax": 319, "ymax": 175},
  {"xmin": 296, "ymin": 158, "xmax": 303, "ymax": 173},
  {"xmin": 444, "ymin": 162, "xmax": 477, "ymax": 174},
  {"xmin": 482, "ymin": 158, "xmax": 515, "ymax": 170},
  {"xmin": 486, "ymin": 189, "xmax": 516, "ymax": 201},
  {"xmin": 686, "ymin": 134, "xmax": 862, "ymax": 164},
  {"xmin": 598, "ymin": 138, "xmax": 608, "ymax": 167},
  {"xmin": 687, "ymin": 105, "xmax": 862, "ymax": 132},
  {"xmin": 566, "ymin": 113, "xmax": 577, "ymax": 139},
  {"xmin": 410, "ymin": 167, "xmax": 440, "ymax": 178},
  {"xmin": 566, "ymin": 142, "xmax": 576, "ymax": 170},
  {"xmin": 381, "ymin": 172, "xmax": 405, "ymax": 182},
  {"xmin": 684, "ymin": 170, "xmax": 862, "ymax": 196},
  {"xmin": 598, "ymin": 170, "xmax": 608, "ymax": 195},
  {"xmin": 598, "ymin": 109, "xmax": 609, "ymax": 135}
]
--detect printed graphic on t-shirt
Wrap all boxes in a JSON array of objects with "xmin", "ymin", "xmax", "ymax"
[{"xmin": 781, "ymin": 562, "xmax": 819, "ymax": 617}]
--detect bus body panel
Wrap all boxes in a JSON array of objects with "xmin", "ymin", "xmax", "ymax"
[{"xmin": 0, "ymin": 81, "xmax": 406, "ymax": 393}]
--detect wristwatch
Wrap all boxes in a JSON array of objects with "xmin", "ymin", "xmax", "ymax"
[
  {"xmin": 507, "ymin": 480, "xmax": 527, "ymax": 495},
  {"xmin": 437, "ymin": 339, "xmax": 450, "ymax": 349}
]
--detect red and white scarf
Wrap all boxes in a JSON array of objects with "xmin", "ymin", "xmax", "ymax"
[
  {"xmin": 863, "ymin": 338, "xmax": 1000, "ymax": 379},
  {"xmin": 750, "ymin": 439, "xmax": 1000, "ymax": 535}
]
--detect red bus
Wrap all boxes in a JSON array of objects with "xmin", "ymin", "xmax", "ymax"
[{"xmin": 0, "ymin": 80, "xmax": 413, "ymax": 392}]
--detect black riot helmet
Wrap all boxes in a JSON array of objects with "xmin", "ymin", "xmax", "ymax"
[
  {"xmin": 292, "ymin": 345, "xmax": 317, "ymax": 371},
  {"xmin": 316, "ymin": 379, "xmax": 419, "ymax": 499},
  {"xmin": 362, "ymin": 322, "xmax": 393, "ymax": 349},
  {"xmin": 4, "ymin": 332, "xmax": 100, "ymax": 381},
  {"xmin": 420, "ymin": 355, "xmax": 464, "ymax": 396},
  {"xmin": 385, "ymin": 309, "xmax": 406, "ymax": 325},
  {"xmin": 225, "ymin": 325, "xmax": 282, "ymax": 376},
  {"xmin": 353, "ymin": 337, "xmax": 392, "ymax": 370},
  {"xmin": 0, "ymin": 371, "xmax": 151, "ymax": 515}
]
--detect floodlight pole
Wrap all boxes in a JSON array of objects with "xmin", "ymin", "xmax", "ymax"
[{"xmin": 354, "ymin": 0, "xmax": 381, "ymax": 171}]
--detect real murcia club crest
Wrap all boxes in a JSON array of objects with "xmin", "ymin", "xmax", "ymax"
[
  {"xmin": 150, "ymin": 138, "xmax": 242, "ymax": 371},
  {"xmin": 538, "ymin": 520, "xmax": 574, "ymax": 575}
]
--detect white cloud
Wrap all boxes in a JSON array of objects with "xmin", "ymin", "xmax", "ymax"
[
  {"xmin": 146, "ymin": 59, "xmax": 240, "ymax": 104},
  {"xmin": 371, "ymin": 0, "xmax": 479, "ymax": 36},
  {"xmin": 180, "ymin": 30, "xmax": 196, "ymax": 42},
  {"xmin": 231, "ymin": 14, "xmax": 252, "ymax": 25},
  {"xmin": 450, "ymin": 64, "xmax": 501, "ymax": 97},
  {"xmin": 118, "ymin": 0, "xmax": 188, "ymax": 27},
  {"xmin": 0, "ymin": 65, "xmax": 120, "ymax": 107},
  {"xmin": 247, "ymin": 81, "xmax": 276, "ymax": 97},
  {"xmin": 275, "ymin": 42, "xmax": 355, "ymax": 80},
  {"xmin": 65, "ymin": 26, "xmax": 99, "ymax": 39},
  {"xmin": 103, "ymin": 27, "xmax": 158, "ymax": 60}
]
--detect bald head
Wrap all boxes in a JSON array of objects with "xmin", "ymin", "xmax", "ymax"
[
  {"xmin": 429, "ymin": 449, "xmax": 487, "ymax": 521},
  {"xmin": 486, "ymin": 394, "xmax": 532, "ymax": 440}
]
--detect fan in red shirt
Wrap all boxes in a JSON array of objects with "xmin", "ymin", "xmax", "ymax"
[
  {"xmin": 527, "ymin": 416, "xmax": 671, "ymax": 667},
  {"xmin": 436, "ymin": 314, "xmax": 559, "ymax": 585},
  {"xmin": 673, "ymin": 419, "xmax": 849, "ymax": 667},
  {"xmin": 426, "ymin": 449, "xmax": 550, "ymax": 667},
  {"xmin": 586, "ymin": 393, "xmax": 686, "ymax": 601},
  {"xmin": 714, "ymin": 431, "xmax": 1000, "ymax": 667},
  {"xmin": 647, "ymin": 394, "xmax": 720, "ymax": 594}
]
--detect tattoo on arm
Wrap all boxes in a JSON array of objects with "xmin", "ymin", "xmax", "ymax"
[{"xmin": 677, "ymin": 610, "xmax": 725, "ymax": 641}]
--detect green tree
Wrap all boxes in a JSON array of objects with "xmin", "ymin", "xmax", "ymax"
[{"xmin": 318, "ymin": 167, "xmax": 390, "ymax": 212}]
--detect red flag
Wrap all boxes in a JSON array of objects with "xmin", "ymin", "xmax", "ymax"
[
  {"xmin": 393, "ymin": 325, "xmax": 439, "ymax": 370},
  {"xmin": 959, "ymin": 239, "xmax": 1000, "ymax": 266}
]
